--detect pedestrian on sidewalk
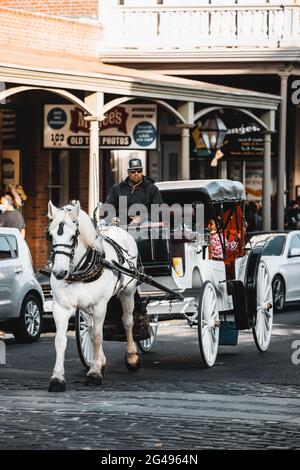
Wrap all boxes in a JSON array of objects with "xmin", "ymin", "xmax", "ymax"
[{"xmin": 0, "ymin": 191, "xmax": 26, "ymax": 238}]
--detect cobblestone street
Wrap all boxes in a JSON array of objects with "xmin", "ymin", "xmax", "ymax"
[
  {"xmin": 0, "ymin": 310, "xmax": 300, "ymax": 450},
  {"xmin": 0, "ymin": 386, "xmax": 300, "ymax": 449}
]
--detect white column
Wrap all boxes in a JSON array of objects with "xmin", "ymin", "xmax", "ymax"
[
  {"xmin": 181, "ymin": 127, "xmax": 190, "ymax": 180},
  {"xmin": 278, "ymin": 73, "xmax": 288, "ymax": 230},
  {"xmin": 263, "ymin": 132, "xmax": 272, "ymax": 231},
  {"xmin": 177, "ymin": 102, "xmax": 194, "ymax": 181},
  {"xmin": 84, "ymin": 92, "xmax": 104, "ymax": 217},
  {"xmin": 88, "ymin": 119, "xmax": 100, "ymax": 217},
  {"xmin": 261, "ymin": 110, "xmax": 275, "ymax": 231}
]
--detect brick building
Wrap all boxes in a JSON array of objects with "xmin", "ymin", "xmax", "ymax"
[
  {"xmin": 0, "ymin": 0, "xmax": 99, "ymax": 17},
  {"xmin": 0, "ymin": 1, "xmax": 280, "ymax": 268}
]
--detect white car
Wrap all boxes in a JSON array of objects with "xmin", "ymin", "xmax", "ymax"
[
  {"xmin": 249, "ymin": 231, "xmax": 300, "ymax": 312},
  {"xmin": 0, "ymin": 227, "xmax": 44, "ymax": 342}
]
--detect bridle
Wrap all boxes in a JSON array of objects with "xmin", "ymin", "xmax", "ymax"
[
  {"xmin": 47, "ymin": 218, "xmax": 106, "ymax": 283},
  {"xmin": 48, "ymin": 220, "xmax": 80, "ymax": 266}
]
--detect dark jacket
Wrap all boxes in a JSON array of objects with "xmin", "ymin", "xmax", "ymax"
[
  {"xmin": 0, "ymin": 210, "xmax": 26, "ymax": 231},
  {"xmin": 105, "ymin": 176, "xmax": 163, "ymax": 222}
]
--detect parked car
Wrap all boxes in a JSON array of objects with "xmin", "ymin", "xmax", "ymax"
[
  {"xmin": 0, "ymin": 227, "xmax": 44, "ymax": 342},
  {"xmin": 35, "ymin": 268, "xmax": 52, "ymax": 316},
  {"xmin": 249, "ymin": 230, "xmax": 300, "ymax": 312}
]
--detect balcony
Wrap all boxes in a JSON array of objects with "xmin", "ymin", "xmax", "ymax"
[{"xmin": 100, "ymin": 1, "xmax": 300, "ymax": 62}]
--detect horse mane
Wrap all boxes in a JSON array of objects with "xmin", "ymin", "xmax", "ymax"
[{"xmin": 78, "ymin": 209, "xmax": 98, "ymax": 248}]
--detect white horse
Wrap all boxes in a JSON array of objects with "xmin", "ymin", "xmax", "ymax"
[{"xmin": 47, "ymin": 200, "xmax": 141, "ymax": 392}]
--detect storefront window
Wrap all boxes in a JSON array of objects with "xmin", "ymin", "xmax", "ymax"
[{"xmin": 48, "ymin": 150, "xmax": 69, "ymax": 206}]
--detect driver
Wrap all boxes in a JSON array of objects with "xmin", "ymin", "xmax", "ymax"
[{"xmin": 105, "ymin": 158, "xmax": 163, "ymax": 225}]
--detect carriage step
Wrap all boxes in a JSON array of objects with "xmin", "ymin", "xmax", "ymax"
[
  {"xmin": 146, "ymin": 297, "xmax": 197, "ymax": 316},
  {"xmin": 139, "ymin": 275, "xmax": 179, "ymax": 293}
]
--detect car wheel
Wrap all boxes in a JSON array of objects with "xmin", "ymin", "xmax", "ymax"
[
  {"xmin": 13, "ymin": 294, "xmax": 43, "ymax": 343},
  {"xmin": 272, "ymin": 275, "xmax": 285, "ymax": 313}
]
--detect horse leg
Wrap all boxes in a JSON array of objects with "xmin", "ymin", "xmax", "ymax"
[
  {"xmin": 119, "ymin": 290, "xmax": 141, "ymax": 372},
  {"xmin": 85, "ymin": 307, "xmax": 107, "ymax": 386},
  {"xmin": 48, "ymin": 304, "xmax": 74, "ymax": 392}
]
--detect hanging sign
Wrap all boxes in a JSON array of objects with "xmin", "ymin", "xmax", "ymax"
[
  {"xmin": 223, "ymin": 124, "xmax": 264, "ymax": 158},
  {"xmin": 192, "ymin": 122, "xmax": 265, "ymax": 158},
  {"xmin": 43, "ymin": 104, "xmax": 157, "ymax": 150}
]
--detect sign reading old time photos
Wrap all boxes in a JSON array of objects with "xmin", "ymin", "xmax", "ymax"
[{"xmin": 43, "ymin": 104, "xmax": 157, "ymax": 150}]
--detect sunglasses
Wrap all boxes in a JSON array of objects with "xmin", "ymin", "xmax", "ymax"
[{"xmin": 129, "ymin": 169, "xmax": 142, "ymax": 174}]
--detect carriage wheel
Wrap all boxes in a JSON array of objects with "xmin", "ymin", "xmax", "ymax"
[
  {"xmin": 75, "ymin": 309, "xmax": 94, "ymax": 369},
  {"xmin": 252, "ymin": 261, "xmax": 273, "ymax": 352},
  {"xmin": 198, "ymin": 281, "xmax": 219, "ymax": 368},
  {"xmin": 137, "ymin": 314, "xmax": 159, "ymax": 353}
]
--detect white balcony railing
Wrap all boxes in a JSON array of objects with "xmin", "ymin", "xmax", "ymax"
[{"xmin": 101, "ymin": 1, "xmax": 300, "ymax": 53}]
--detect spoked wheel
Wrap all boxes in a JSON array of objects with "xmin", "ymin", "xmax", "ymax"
[
  {"xmin": 253, "ymin": 261, "xmax": 273, "ymax": 352},
  {"xmin": 75, "ymin": 309, "xmax": 94, "ymax": 369},
  {"xmin": 272, "ymin": 275, "xmax": 285, "ymax": 312},
  {"xmin": 198, "ymin": 281, "xmax": 219, "ymax": 368},
  {"xmin": 137, "ymin": 314, "xmax": 159, "ymax": 353}
]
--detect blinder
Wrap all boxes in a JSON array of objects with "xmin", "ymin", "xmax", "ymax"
[{"xmin": 57, "ymin": 221, "xmax": 64, "ymax": 236}]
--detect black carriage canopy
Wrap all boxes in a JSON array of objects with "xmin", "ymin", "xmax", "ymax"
[
  {"xmin": 156, "ymin": 180, "xmax": 246, "ymax": 259},
  {"xmin": 156, "ymin": 179, "xmax": 246, "ymax": 205}
]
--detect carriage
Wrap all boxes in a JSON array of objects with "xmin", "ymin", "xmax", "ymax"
[{"xmin": 76, "ymin": 179, "xmax": 273, "ymax": 370}]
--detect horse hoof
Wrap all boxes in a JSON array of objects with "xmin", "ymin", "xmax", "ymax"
[
  {"xmin": 48, "ymin": 379, "xmax": 66, "ymax": 393},
  {"xmin": 85, "ymin": 374, "xmax": 102, "ymax": 386},
  {"xmin": 125, "ymin": 353, "xmax": 141, "ymax": 372},
  {"xmin": 101, "ymin": 364, "xmax": 107, "ymax": 377}
]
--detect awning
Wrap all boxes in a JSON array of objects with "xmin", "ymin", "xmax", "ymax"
[{"xmin": 0, "ymin": 45, "xmax": 280, "ymax": 110}]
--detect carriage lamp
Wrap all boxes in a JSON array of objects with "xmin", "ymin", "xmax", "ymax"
[{"xmin": 199, "ymin": 116, "xmax": 227, "ymax": 167}]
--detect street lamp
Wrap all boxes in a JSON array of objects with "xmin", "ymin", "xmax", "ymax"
[{"xmin": 199, "ymin": 116, "xmax": 228, "ymax": 167}]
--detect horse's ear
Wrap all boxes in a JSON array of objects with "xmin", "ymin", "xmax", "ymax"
[
  {"xmin": 47, "ymin": 201, "xmax": 58, "ymax": 220},
  {"xmin": 73, "ymin": 200, "xmax": 81, "ymax": 219},
  {"xmin": 68, "ymin": 200, "xmax": 81, "ymax": 221}
]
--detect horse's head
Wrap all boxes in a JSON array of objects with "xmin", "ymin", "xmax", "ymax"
[{"xmin": 47, "ymin": 200, "xmax": 80, "ymax": 280}]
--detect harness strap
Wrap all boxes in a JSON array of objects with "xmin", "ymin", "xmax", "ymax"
[
  {"xmin": 100, "ymin": 235, "xmax": 125, "ymax": 264},
  {"xmin": 99, "ymin": 233, "xmax": 136, "ymax": 262},
  {"xmin": 52, "ymin": 250, "xmax": 73, "ymax": 258},
  {"xmin": 67, "ymin": 248, "xmax": 105, "ymax": 283},
  {"xmin": 52, "ymin": 243, "xmax": 74, "ymax": 249}
]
